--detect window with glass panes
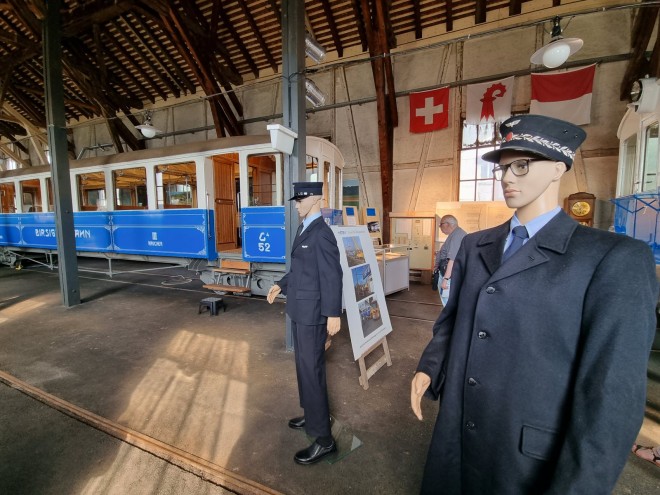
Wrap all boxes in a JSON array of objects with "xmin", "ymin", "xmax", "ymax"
[{"xmin": 459, "ymin": 121, "xmax": 504, "ymax": 202}]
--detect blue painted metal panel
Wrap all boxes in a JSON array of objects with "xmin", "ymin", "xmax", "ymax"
[
  {"xmin": 242, "ymin": 206, "xmax": 286, "ymax": 262},
  {"xmin": 0, "ymin": 214, "xmax": 21, "ymax": 246},
  {"xmin": 0, "ymin": 209, "xmax": 217, "ymax": 260},
  {"xmin": 611, "ymin": 193, "xmax": 660, "ymax": 263},
  {"xmin": 112, "ymin": 209, "xmax": 215, "ymax": 258}
]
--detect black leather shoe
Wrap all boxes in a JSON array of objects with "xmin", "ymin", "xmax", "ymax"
[
  {"xmin": 294, "ymin": 440, "xmax": 337, "ymax": 465},
  {"xmin": 288, "ymin": 416, "xmax": 305, "ymax": 430}
]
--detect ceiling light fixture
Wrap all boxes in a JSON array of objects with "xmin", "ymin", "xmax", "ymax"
[
  {"xmin": 305, "ymin": 79, "xmax": 326, "ymax": 108},
  {"xmin": 530, "ymin": 16, "xmax": 583, "ymax": 69},
  {"xmin": 305, "ymin": 33, "xmax": 326, "ymax": 63},
  {"xmin": 136, "ymin": 111, "xmax": 163, "ymax": 139}
]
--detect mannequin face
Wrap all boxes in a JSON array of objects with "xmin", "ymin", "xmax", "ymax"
[
  {"xmin": 498, "ymin": 151, "xmax": 566, "ymax": 221},
  {"xmin": 294, "ymin": 195, "xmax": 322, "ymax": 219}
]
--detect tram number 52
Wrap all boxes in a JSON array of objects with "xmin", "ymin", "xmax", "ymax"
[{"xmin": 258, "ymin": 231, "xmax": 271, "ymax": 252}]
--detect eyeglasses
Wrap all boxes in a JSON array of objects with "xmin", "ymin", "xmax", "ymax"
[{"xmin": 492, "ymin": 158, "xmax": 544, "ymax": 181}]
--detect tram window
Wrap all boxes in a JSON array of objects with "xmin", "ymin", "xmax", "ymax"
[
  {"xmin": 0, "ymin": 183, "xmax": 16, "ymax": 213},
  {"xmin": 323, "ymin": 161, "xmax": 330, "ymax": 207},
  {"xmin": 343, "ymin": 178, "xmax": 359, "ymax": 209},
  {"xmin": 155, "ymin": 162, "xmax": 197, "ymax": 209},
  {"xmin": 113, "ymin": 167, "xmax": 147, "ymax": 209},
  {"xmin": 334, "ymin": 168, "xmax": 341, "ymax": 207},
  {"xmin": 19, "ymin": 179, "xmax": 42, "ymax": 212},
  {"xmin": 247, "ymin": 154, "xmax": 277, "ymax": 206},
  {"xmin": 77, "ymin": 172, "xmax": 107, "ymax": 211},
  {"xmin": 306, "ymin": 156, "xmax": 319, "ymax": 181},
  {"xmin": 642, "ymin": 122, "xmax": 659, "ymax": 193}
]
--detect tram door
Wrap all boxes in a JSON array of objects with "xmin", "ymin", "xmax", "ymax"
[{"xmin": 213, "ymin": 154, "xmax": 238, "ymax": 252}]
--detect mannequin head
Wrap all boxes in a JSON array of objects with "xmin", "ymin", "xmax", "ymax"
[
  {"xmin": 497, "ymin": 151, "xmax": 566, "ymax": 224},
  {"xmin": 482, "ymin": 114, "xmax": 586, "ymax": 224},
  {"xmin": 295, "ymin": 194, "xmax": 323, "ymax": 219},
  {"xmin": 289, "ymin": 181, "xmax": 324, "ymax": 220}
]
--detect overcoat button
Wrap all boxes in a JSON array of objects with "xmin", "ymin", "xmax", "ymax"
[
  {"xmin": 466, "ymin": 421, "xmax": 476, "ymax": 430},
  {"xmin": 485, "ymin": 286, "xmax": 496, "ymax": 294},
  {"xmin": 478, "ymin": 331, "xmax": 488, "ymax": 339},
  {"xmin": 468, "ymin": 378, "xmax": 477, "ymax": 386}
]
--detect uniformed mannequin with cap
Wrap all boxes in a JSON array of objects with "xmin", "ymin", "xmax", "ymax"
[
  {"xmin": 410, "ymin": 115, "xmax": 657, "ymax": 494},
  {"xmin": 267, "ymin": 181, "xmax": 343, "ymax": 465}
]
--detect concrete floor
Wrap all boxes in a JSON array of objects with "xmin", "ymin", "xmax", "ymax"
[{"xmin": 0, "ymin": 259, "xmax": 658, "ymax": 494}]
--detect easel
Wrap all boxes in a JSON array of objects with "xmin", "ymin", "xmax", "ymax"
[{"xmin": 357, "ymin": 336, "xmax": 392, "ymax": 390}]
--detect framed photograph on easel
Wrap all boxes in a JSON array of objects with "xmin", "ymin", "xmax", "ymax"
[{"xmin": 331, "ymin": 226, "xmax": 393, "ymax": 389}]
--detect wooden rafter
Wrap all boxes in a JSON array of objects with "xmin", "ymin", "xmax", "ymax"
[
  {"xmin": 214, "ymin": 1, "xmax": 260, "ymax": 78},
  {"xmin": 475, "ymin": 0, "xmax": 487, "ymax": 25},
  {"xmin": 446, "ymin": 0, "xmax": 454, "ymax": 32},
  {"xmin": 412, "ymin": 0, "xmax": 422, "ymax": 39},
  {"xmin": 350, "ymin": 0, "xmax": 368, "ymax": 51}
]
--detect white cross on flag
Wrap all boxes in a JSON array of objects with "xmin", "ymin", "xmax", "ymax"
[
  {"xmin": 409, "ymin": 87, "xmax": 449, "ymax": 133},
  {"xmin": 465, "ymin": 76, "xmax": 514, "ymax": 124}
]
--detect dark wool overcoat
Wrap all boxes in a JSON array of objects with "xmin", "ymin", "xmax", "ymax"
[{"xmin": 416, "ymin": 211, "xmax": 657, "ymax": 494}]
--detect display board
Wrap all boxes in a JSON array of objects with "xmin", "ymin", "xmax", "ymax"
[
  {"xmin": 342, "ymin": 206, "xmax": 359, "ymax": 226},
  {"xmin": 331, "ymin": 225, "xmax": 392, "ymax": 360},
  {"xmin": 362, "ymin": 207, "xmax": 382, "ymax": 246}
]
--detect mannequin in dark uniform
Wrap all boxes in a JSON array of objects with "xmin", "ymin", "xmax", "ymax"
[
  {"xmin": 410, "ymin": 115, "xmax": 657, "ymax": 494},
  {"xmin": 267, "ymin": 182, "xmax": 343, "ymax": 465}
]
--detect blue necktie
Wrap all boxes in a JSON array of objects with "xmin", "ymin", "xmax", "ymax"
[{"xmin": 502, "ymin": 226, "xmax": 528, "ymax": 262}]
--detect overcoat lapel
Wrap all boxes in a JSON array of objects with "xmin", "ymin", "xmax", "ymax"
[
  {"xmin": 480, "ymin": 211, "xmax": 578, "ymax": 283},
  {"xmin": 292, "ymin": 216, "xmax": 323, "ymax": 252}
]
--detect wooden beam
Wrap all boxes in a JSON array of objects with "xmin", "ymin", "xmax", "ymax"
[
  {"xmin": 62, "ymin": 0, "xmax": 135, "ymax": 37},
  {"xmin": 215, "ymin": 1, "xmax": 260, "ymax": 78},
  {"xmin": 350, "ymin": 0, "xmax": 368, "ymax": 51},
  {"xmin": 320, "ymin": 0, "xmax": 344, "ymax": 57},
  {"xmin": 619, "ymin": 5, "xmax": 659, "ymax": 100},
  {"xmin": 236, "ymin": 0, "xmax": 278, "ymax": 73},
  {"xmin": 2, "ymin": 103, "xmax": 47, "ymax": 164},
  {"xmin": 119, "ymin": 14, "xmax": 182, "ymax": 98},
  {"xmin": 509, "ymin": 0, "xmax": 522, "ymax": 16},
  {"xmin": 0, "ymin": 142, "xmax": 30, "ymax": 167},
  {"xmin": 132, "ymin": 15, "xmax": 196, "ymax": 94},
  {"xmin": 412, "ymin": 0, "xmax": 422, "ymax": 39},
  {"xmin": 475, "ymin": 0, "xmax": 487, "ymax": 25},
  {"xmin": 446, "ymin": 0, "xmax": 453, "ymax": 32},
  {"xmin": 13, "ymin": 85, "xmax": 99, "ymax": 112}
]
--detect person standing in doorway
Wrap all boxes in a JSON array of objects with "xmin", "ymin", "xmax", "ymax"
[
  {"xmin": 411, "ymin": 115, "xmax": 657, "ymax": 494},
  {"xmin": 433, "ymin": 215, "xmax": 466, "ymax": 306},
  {"xmin": 267, "ymin": 182, "xmax": 343, "ymax": 465}
]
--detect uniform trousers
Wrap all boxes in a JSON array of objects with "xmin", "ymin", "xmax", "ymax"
[{"xmin": 292, "ymin": 320, "xmax": 331, "ymax": 438}]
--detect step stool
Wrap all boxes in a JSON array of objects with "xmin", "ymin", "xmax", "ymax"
[{"xmin": 199, "ymin": 297, "xmax": 226, "ymax": 316}]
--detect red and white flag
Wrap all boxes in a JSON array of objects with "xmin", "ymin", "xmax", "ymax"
[
  {"xmin": 530, "ymin": 64, "xmax": 596, "ymax": 125},
  {"xmin": 466, "ymin": 76, "xmax": 514, "ymax": 124},
  {"xmin": 409, "ymin": 87, "xmax": 449, "ymax": 133}
]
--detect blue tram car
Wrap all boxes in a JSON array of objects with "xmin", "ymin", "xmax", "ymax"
[{"xmin": 0, "ymin": 134, "xmax": 345, "ymax": 295}]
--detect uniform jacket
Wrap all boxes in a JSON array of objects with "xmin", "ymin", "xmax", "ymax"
[
  {"xmin": 277, "ymin": 216, "xmax": 343, "ymax": 325},
  {"xmin": 417, "ymin": 211, "xmax": 657, "ymax": 494}
]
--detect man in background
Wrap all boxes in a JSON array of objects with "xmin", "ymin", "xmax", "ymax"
[{"xmin": 433, "ymin": 215, "xmax": 466, "ymax": 306}]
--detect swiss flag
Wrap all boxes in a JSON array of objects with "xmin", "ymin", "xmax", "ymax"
[
  {"xmin": 409, "ymin": 87, "xmax": 449, "ymax": 133},
  {"xmin": 530, "ymin": 64, "xmax": 595, "ymax": 125}
]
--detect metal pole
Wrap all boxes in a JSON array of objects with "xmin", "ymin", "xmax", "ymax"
[
  {"xmin": 43, "ymin": 0, "xmax": 81, "ymax": 306},
  {"xmin": 282, "ymin": 0, "xmax": 306, "ymax": 350}
]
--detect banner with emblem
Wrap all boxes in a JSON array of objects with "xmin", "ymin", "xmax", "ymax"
[
  {"xmin": 530, "ymin": 64, "xmax": 595, "ymax": 125},
  {"xmin": 409, "ymin": 87, "xmax": 450, "ymax": 133},
  {"xmin": 465, "ymin": 76, "xmax": 514, "ymax": 124}
]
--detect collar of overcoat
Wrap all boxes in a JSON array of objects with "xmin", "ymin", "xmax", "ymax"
[
  {"xmin": 478, "ymin": 210, "xmax": 578, "ymax": 283},
  {"xmin": 292, "ymin": 215, "xmax": 324, "ymax": 251}
]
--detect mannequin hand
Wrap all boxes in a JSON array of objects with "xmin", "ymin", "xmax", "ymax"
[
  {"xmin": 327, "ymin": 317, "xmax": 341, "ymax": 336},
  {"xmin": 411, "ymin": 372, "xmax": 431, "ymax": 420},
  {"xmin": 266, "ymin": 284, "xmax": 281, "ymax": 304},
  {"xmin": 441, "ymin": 279, "xmax": 449, "ymax": 290}
]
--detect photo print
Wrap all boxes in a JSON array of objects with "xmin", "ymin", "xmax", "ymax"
[
  {"xmin": 358, "ymin": 296, "xmax": 383, "ymax": 338},
  {"xmin": 351, "ymin": 263, "xmax": 374, "ymax": 301},
  {"xmin": 342, "ymin": 235, "xmax": 366, "ymax": 267}
]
